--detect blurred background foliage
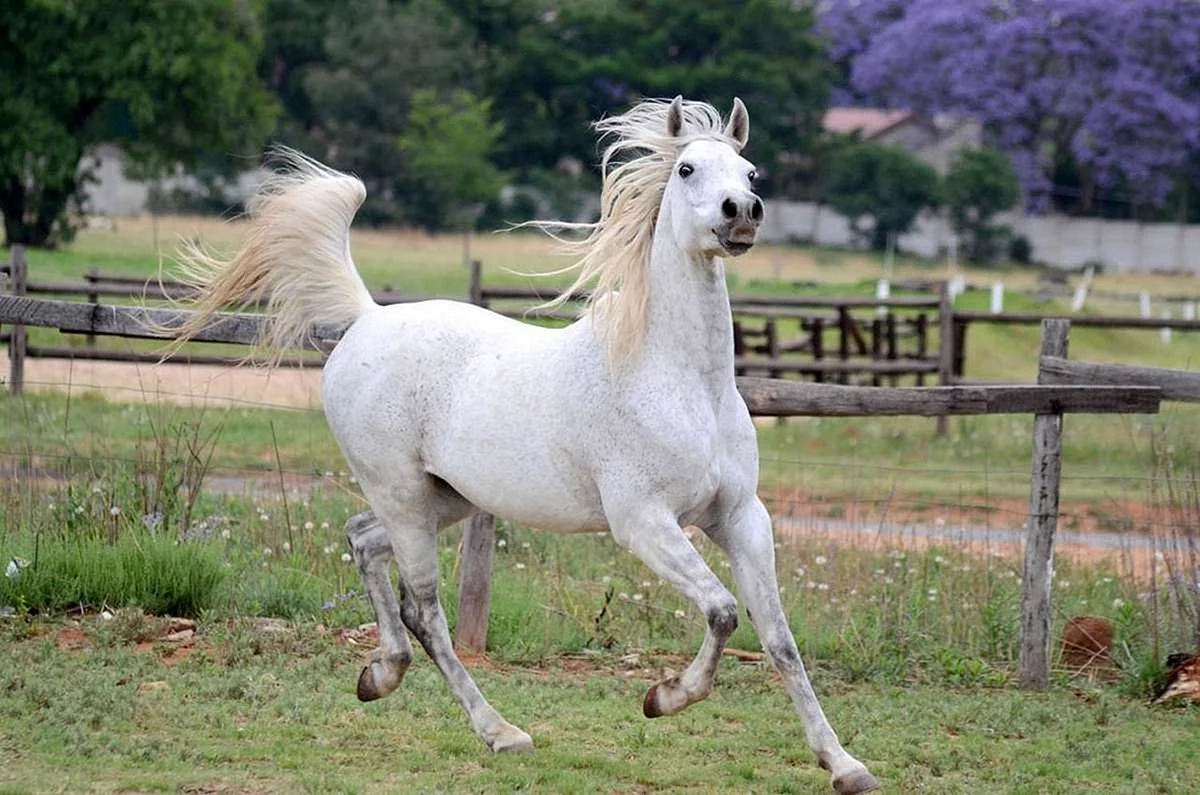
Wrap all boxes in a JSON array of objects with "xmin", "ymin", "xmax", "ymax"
[{"xmin": 1, "ymin": 0, "xmax": 1198, "ymax": 246}]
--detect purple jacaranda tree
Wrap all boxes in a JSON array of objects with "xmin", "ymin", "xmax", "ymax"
[{"xmin": 818, "ymin": 0, "xmax": 1200, "ymax": 212}]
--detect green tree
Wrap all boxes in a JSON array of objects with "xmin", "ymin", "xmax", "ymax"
[
  {"xmin": 0, "ymin": 0, "xmax": 275, "ymax": 247},
  {"xmin": 471, "ymin": 0, "xmax": 831, "ymax": 198},
  {"xmin": 824, "ymin": 141, "xmax": 941, "ymax": 250},
  {"xmin": 300, "ymin": 0, "xmax": 484, "ymax": 225},
  {"xmin": 398, "ymin": 90, "xmax": 506, "ymax": 232},
  {"xmin": 944, "ymin": 148, "xmax": 1021, "ymax": 264}
]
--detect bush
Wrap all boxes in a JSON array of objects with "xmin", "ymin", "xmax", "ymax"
[
  {"xmin": 823, "ymin": 141, "xmax": 941, "ymax": 250},
  {"xmin": 945, "ymin": 148, "xmax": 1021, "ymax": 265},
  {"xmin": 0, "ymin": 534, "xmax": 226, "ymax": 617},
  {"xmin": 1008, "ymin": 234, "xmax": 1033, "ymax": 265}
]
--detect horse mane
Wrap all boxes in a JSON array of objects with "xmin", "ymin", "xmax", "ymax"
[{"xmin": 525, "ymin": 98, "xmax": 742, "ymax": 368}]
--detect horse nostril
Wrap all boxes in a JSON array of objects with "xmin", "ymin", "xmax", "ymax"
[
  {"xmin": 721, "ymin": 198, "xmax": 738, "ymax": 219},
  {"xmin": 750, "ymin": 198, "xmax": 764, "ymax": 222}
]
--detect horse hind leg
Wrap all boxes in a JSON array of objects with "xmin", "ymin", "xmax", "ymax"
[
  {"xmin": 346, "ymin": 480, "xmax": 474, "ymax": 701},
  {"xmin": 376, "ymin": 498, "xmax": 533, "ymax": 753},
  {"xmin": 346, "ymin": 511, "xmax": 412, "ymax": 701}
]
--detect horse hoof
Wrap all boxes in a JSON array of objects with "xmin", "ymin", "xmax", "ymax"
[
  {"xmin": 642, "ymin": 678, "xmax": 674, "ymax": 718},
  {"xmin": 488, "ymin": 726, "xmax": 534, "ymax": 753},
  {"xmin": 643, "ymin": 676, "xmax": 699, "ymax": 718},
  {"xmin": 355, "ymin": 649, "xmax": 408, "ymax": 702},
  {"xmin": 832, "ymin": 770, "xmax": 880, "ymax": 794}
]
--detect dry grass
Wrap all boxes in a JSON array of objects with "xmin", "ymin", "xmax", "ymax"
[{"xmin": 72, "ymin": 213, "xmax": 1200, "ymax": 300}]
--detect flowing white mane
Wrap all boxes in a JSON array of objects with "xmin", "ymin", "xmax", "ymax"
[{"xmin": 527, "ymin": 98, "xmax": 745, "ymax": 366}]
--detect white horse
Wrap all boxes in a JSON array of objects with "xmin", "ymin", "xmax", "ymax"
[{"xmin": 171, "ymin": 97, "xmax": 878, "ymax": 793}]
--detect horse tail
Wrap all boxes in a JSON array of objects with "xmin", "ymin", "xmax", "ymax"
[{"xmin": 163, "ymin": 147, "xmax": 375, "ymax": 358}]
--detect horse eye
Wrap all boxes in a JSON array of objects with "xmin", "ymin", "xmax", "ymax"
[
  {"xmin": 748, "ymin": 170, "xmax": 758, "ymax": 184},
  {"xmin": 678, "ymin": 163, "xmax": 694, "ymax": 178}
]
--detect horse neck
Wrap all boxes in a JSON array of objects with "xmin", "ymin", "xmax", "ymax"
[{"xmin": 637, "ymin": 222, "xmax": 735, "ymax": 387}]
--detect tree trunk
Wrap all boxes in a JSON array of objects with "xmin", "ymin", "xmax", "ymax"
[{"xmin": 0, "ymin": 176, "xmax": 76, "ymax": 248}]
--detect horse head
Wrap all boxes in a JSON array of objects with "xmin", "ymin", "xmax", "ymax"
[{"xmin": 662, "ymin": 96, "xmax": 764, "ymax": 260}]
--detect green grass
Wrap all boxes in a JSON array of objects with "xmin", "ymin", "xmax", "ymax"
[
  {"xmin": 0, "ymin": 617, "xmax": 1196, "ymax": 794},
  {"xmin": 0, "ymin": 533, "xmax": 225, "ymax": 618}
]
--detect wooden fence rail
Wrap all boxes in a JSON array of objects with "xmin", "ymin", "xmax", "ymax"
[{"xmin": 2, "ymin": 249, "xmax": 953, "ymax": 393}]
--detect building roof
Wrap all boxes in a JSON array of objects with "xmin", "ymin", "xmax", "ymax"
[{"xmin": 822, "ymin": 108, "xmax": 915, "ymax": 139}]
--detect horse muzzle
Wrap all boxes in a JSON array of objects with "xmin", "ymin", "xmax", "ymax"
[{"xmin": 715, "ymin": 194, "xmax": 763, "ymax": 256}]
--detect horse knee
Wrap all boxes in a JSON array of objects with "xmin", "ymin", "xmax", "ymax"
[
  {"xmin": 707, "ymin": 599, "xmax": 739, "ymax": 639},
  {"xmin": 346, "ymin": 511, "xmax": 390, "ymax": 570}
]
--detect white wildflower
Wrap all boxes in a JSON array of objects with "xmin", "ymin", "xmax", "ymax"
[
  {"xmin": 674, "ymin": 609, "xmax": 686, "ymax": 619},
  {"xmin": 303, "ymin": 521, "xmax": 314, "ymax": 531},
  {"xmin": 814, "ymin": 555, "xmax": 828, "ymax": 566},
  {"xmin": 341, "ymin": 552, "xmax": 352, "ymax": 563}
]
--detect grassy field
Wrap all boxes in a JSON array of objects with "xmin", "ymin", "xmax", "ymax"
[
  {"xmin": 4, "ymin": 217, "xmax": 1200, "ymax": 792},
  {"xmin": 1, "ymin": 616, "xmax": 1198, "ymax": 794}
]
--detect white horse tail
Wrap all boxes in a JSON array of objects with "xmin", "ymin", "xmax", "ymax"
[{"xmin": 164, "ymin": 147, "xmax": 375, "ymax": 358}]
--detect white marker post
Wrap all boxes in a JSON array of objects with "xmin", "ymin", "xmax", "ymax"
[{"xmin": 876, "ymin": 279, "xmax": 890, "ymax": 316}]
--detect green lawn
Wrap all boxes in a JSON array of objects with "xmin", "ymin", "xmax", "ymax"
[{"xmin": 0, "ymin": 617, "xmax": 1196, "ymax": 795}]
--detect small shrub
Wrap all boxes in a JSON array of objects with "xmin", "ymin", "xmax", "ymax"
[
  {"xmin": 1008, "ymin": 234, "xmax": 1033, "ymax": 265},
  {"xmin": 0, "ymin": 535, "xmax": 226, "ymax": 618}
]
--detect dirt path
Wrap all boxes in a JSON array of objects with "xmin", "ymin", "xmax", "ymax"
[{"xmin": 2, "ymin": 353, "xmax": 322, "ymax": 409}]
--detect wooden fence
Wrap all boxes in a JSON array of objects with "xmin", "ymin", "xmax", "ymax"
[
  {"xmin": 4, "ymin": 288, "xmax": 1200, "ymax": 687},
  {"xmin": 1, "ymin": 247, "xmax": 955, "ymax": 395}
]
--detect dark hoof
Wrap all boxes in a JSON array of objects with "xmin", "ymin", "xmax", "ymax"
[
  {"xmin": 642, "ymin": 682, "xmax": 664, "ymax": 718},
  {"xmin": 356, "ymin": 665, "xmax": 383, "ymax": 702},
  {"xmin": 642, "ymin": 676, "xmax": 684, "ymax": 718},
  {"xmin": 833, "ymin": 770, "xmax": 880, "ymax": 794}
]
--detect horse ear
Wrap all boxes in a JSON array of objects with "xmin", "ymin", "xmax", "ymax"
[
  {"xmin": 666, "ymin": 96, "xmax": 685, "ymax": 138},
  {"xmin": 725, "ymin": 98, "xmax": 750, "ymax": 150}
]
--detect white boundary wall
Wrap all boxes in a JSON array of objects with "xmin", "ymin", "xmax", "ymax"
[{"xmin": 762, "ymin": 201, "xmax": 1200, "ymax": 274}]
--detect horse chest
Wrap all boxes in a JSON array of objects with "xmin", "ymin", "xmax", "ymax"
[{"xmin": 606, "ymin": 386, "xmax": 729, "ymax": 506}]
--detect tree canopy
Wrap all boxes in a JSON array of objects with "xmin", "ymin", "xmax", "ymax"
[
  {"xmin": 823, "ymin": 141, "xmax": 941, "ymax": 250},
  {"xmin": 0, "ymin": 0, "xmax": 276, "ymax": 246},
  {"xmin": 819, "ymin": 0, "xmax": 1200, "ymax": 217}
]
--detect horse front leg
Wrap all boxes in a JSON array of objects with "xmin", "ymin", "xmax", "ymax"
[
  {"xmin": 708, "ymin": 497, "xmax": 879, "ymax": 795},
  {"xmin": 607, "ymin": 505, "xmax": 739, "ymax": 718},
  {"xmin": 345, "ymin": 511, "xmax": 412, "ymax": 701}
]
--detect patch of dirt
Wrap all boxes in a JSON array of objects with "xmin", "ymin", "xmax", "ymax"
[
  {"xmin": 768, "ymin": 487, "xmax": 1183, "ymax": 580},
  {"xmin": 56, "ymin": 626, "xmax": 91, "ymax": 652},
  {"xmin": 0, "ymin": 352, "xmax": 322, "ymax": 409}
]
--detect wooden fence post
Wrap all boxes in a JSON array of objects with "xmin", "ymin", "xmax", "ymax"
[
  {"xmin": 455, "ymin": 511, "xmax": 496, "ymax": 653},
  {"xmin": 936, "ymin": 282, "xmax": 956, "ymax": 435},
  {"xmin": 84, "ymin": 267, "xmax": 100, "ymax": 347},
  {"xmin": 468, "ymin": 259, "xmax": 484, "ymax": 307},
  {"xmin": 1018, "ymin": 318, "xmax": 1070, "ymax": 689},
  {"xmin": 8, "ymin": 245, "xmax": 27, "ymax": 395}
]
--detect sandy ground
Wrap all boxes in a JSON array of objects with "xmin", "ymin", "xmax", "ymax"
[{"xmin": 2, "ymin": 352, "xmax": 323, "ymax": 410}]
